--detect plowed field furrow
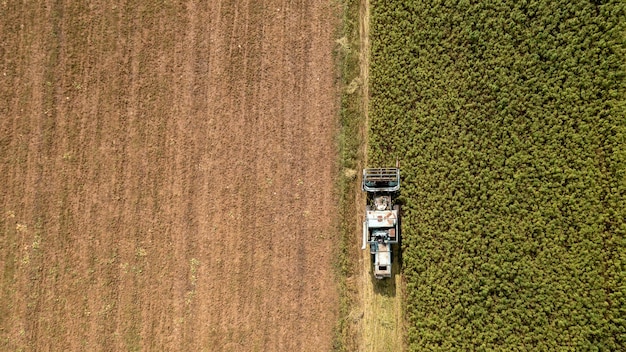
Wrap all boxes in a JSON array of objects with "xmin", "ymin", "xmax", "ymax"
[{"xmin": 1, "ymin": 1, "xmax": 340, "ymax": 351}]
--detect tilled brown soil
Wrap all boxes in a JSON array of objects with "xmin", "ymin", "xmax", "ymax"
[{"xmin": 0, "ymin": 1, "xmax": 340, "ymax": 351}]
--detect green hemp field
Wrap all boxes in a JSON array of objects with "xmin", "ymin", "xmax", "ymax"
[{"xmin": 368, "ymin": 0, "xmax": 625, "ymax": 350}]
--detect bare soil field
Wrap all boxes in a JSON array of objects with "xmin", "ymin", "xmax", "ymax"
[{"xmin": 0, "ymin": 1, "xmax": 340, "ymax": 351}]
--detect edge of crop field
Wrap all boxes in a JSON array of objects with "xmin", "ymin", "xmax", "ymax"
[{"xmin": 332, "ymin": 0, "xmax": 366, "ymax": 350}]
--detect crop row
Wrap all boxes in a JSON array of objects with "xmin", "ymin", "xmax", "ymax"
[{"xmin": 368, "ymin": 0, "xmax": 625, "ymax": 350}]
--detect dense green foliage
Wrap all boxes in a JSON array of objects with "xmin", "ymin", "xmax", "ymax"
[{"xmin": 368, "ymin": 0, "xmax": 626, "ymax": 349}]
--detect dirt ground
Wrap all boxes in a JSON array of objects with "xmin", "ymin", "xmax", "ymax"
[{"xmin": 0, "ymin": 1, "xmax": 340, "ymax": 351}]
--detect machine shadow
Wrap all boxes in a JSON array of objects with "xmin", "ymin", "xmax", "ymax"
[{"xmin": 371, "ymin": 273, "xmax": 397, "ymax": 297}]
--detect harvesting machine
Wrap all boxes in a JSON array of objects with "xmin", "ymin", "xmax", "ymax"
[{"xmin": 362, "ymin": 168, "xmax": 400, "ymax": 279}]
